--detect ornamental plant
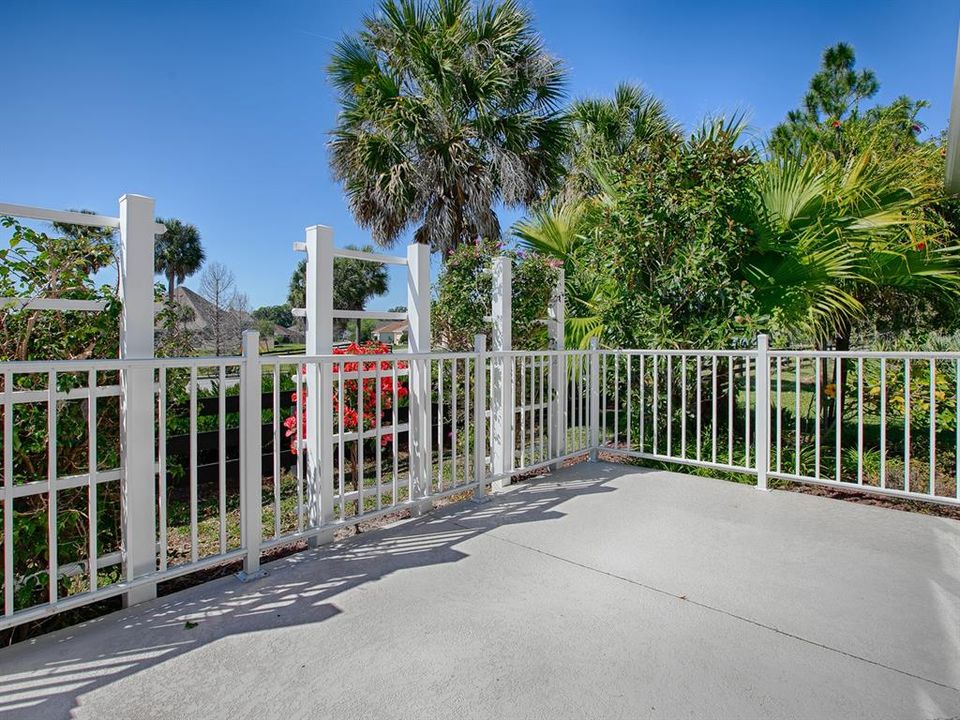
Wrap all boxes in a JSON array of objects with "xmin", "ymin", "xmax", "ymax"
[
  {"xmin": 432, "ymin": 238, "xmax": 560, "ymax": 351},
  {"xmin": 0, "ymin": 216, "xmax": 123, "ymax": 619},
  {"xmin": 283, "ymin": 342, "xmax": 408, "ymax": 487}
]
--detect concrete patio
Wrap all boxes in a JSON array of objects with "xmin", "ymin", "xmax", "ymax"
[{"xmin": 1, "ymin": 462, "xmax": 958, "ymax": 720}]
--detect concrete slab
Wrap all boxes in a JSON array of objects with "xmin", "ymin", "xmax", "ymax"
[{"xmin": 1, "ymin": 462, "xmax": 958, "ymax": 720}]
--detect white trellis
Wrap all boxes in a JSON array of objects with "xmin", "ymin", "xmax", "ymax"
[
  {"xmin": 0, "ymin": 196, "xmax": 165, "ymax": 607},
  {"xmin": 487, "ymin": 256, "xmax": 566, "ymax": 485},
  {"xmin": 291, "ymin": 232, "xmax": 433, "ymax": 529}
]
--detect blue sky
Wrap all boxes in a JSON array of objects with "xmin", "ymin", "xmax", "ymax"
[{"xmin": 4, "ymin": 0, "xmax": 959, "ymax": 311}]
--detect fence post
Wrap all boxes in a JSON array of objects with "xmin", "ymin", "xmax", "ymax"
[
  {"xmin": 305, "ymin": 226, "xmax": 335, "ymax": 540},
  {"xmin": 239, "ymin": 331, "xmax": 264, "ymax": 577},
  {"xmin": 118, "ymin": 194, "xmax": 157, "ymax": 606},
  {"xmin": 407, "ymin": 242, "xmax": 432, "ymax": 512},
  {"xmin": 473, "ymin": 334, "xmax": 488, "ymax": 501},
  {"xmin": 549, "ymin": 270, "xmax": 566, "ymax": 469},
  {"xmin": 755, "ymin": 334, "xmax": 770, "ymax": 491},
  {"xmin": 589, "ymin": 337, "xmax": 600, "ymax": 462},
  {"xmin": 491, "ymin": 255, "xmax": 513, "ymax": 490}
]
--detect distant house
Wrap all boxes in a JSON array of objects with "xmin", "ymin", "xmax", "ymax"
[
  {"xmin": 372, "ymin": 320, "xmax": 408, "ymax": 345},
  {"xmin": 167, "ymin": 287, "xmax": 305, "ymax": 352},
  {"xmin": 273, "ymin": 324, "xmax": 305, "ymax": 345},
  {"xmin": 166, "ymin": 286, "xmax": 253, "ymax": 353}
]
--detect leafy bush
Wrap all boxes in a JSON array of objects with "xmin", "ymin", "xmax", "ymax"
[
  {"xmin": 582, "ymin": 119, "xmax": 759, "ymax": 349},
  {"xmin": 432, "ymin": 239, "xmax": 560, "ymax": 351},
  {"xmin": 1, "ymin": 217, "xmax": 124, "ymax": 611}
]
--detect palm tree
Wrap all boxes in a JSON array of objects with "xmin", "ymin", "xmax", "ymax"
[
  {"xmin": 743, "ymin": 144, "xmax": 960, "ymax": 347},
  {"xmin": 563, "ymin": 83, "xmax": 679, "ymax": 201},
  {"xmin": 154, "ymin": 219, "xmax": 205, "ymax": 301},
  {"xmin": 513, "ymin": 200, "xmax": 603, "ymax": 348},
  {"xmin": 513, "ymin": 84, "xmax": 681, "ymax": 346},
  {"xmin": 328, "ymin": 0, "xmax": 568, "ymax": 256},
  {"xmin": 52, "ymin": 209, "xmax": 117, "ymax": 274},
  {"xmin": 744, "ymin": 140, "xmax": 960, "ymax": 421},
  {"xmin": 287, "ymin": 246, "xmax": 389, "ymax": 340}
]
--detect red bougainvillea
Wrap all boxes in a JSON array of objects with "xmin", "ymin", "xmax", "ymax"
[{"xmin": 283, "ymin": 341, "xmax": 408, "ymax": 454}]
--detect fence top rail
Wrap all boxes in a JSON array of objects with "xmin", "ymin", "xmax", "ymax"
[
  {"xmin": 769, "ymin": 349, "xmax": 960, "ymax": 360},
  {"xmin": 5, "ymin": 346, "xmax": 960, "ymax": 374},
  {"xmin": 264, "ymin": 351, "xmax": 479, "ymax": 364},
  {"xmin": 0, "ymin": 354, "xmax": 243, "ymax": 374},
  {"xmin": 600, "ymin": 348, "xmax": 758, "ymax": 358},
  {"xmin": 0, "ymin": 202, "xmax": 167, "ymax": 235}
]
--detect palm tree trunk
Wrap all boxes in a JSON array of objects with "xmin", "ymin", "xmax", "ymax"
[{"xmin": 167, "ymin": 271, "xmax": 176, "ymax": 301}]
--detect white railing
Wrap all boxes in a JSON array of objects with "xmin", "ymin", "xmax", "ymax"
[
  {"xmin": 0, "ymin": 354, "xmax": 254, "ymax": 629},
  {"xmin": 592, "ymin": 341, "xmax": 960, "ymax": 506},
  {"xmin": 766, "ymin": 349, "xmax": 960, "ymax": 503},
  {"xmin": 3, "ymin": 334, "xmax": 960, "ymax": 631},
  {"xmin": 595, "ymin": 348, "xmax": 761, "ymax": 477}
]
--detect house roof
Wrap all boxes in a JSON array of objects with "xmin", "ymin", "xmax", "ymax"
[
  {"xmin": 171, "ymin": 286, "xmax": 254, "ymax": 331},
  {"xmin": 947, "ymin": 26, "xmax": 960, "ymax": 194},
  {"xmin": 373, "ymin": 320, "xmax": 408, "ymax": 334}
]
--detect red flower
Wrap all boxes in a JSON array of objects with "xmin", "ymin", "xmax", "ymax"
[
  {"xmin": 284, "ymin": 340, "xmax": 408, "ymax": 454},
  {"xmin": 917, "ymin": 242, "xmax": 926, "ymax": 251},
  {"xmin": 831, "ymin": 120, "xmax": 841, "ymax": 129}
]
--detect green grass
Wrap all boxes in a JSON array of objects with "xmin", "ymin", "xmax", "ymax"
[{"xmin": 262, "ymin": 343, "xmax": 305, "ymax": 356}]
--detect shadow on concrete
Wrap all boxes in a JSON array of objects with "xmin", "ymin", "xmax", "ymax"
[{"xmin": 0, "ymin": 464, "xmax": 622, "ymax": 719}]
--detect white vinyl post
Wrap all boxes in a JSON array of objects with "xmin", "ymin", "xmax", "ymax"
[
  {"xmin": 239, "ymin": 331, "xmax": 263, "ymax": 576},
  {"xmin": 118, "ymin": 194, "xmax": 158, "ymax": 606},
  {"xmin": 305, "ymin": 226, "xmax": 335, "ymax": 536},
  {"xmin": 548, "ymin": 270, "xmax": 566, "ymax": 469},
  {"xmin": 755, "ymin": 334, "xmax": 770, "ymax": 491},
  {"xmin": 589, "ymin": 337, "xmax": 600, "ymax": 462},
  {"xmin": 407, "ymin": 242, "xmax": 432, "ymax": 511},
  {"xmin": 473, "ymin": 334, "xmax": 488, "ymax": 500},
  {"xmin": 491, "ymin": 256, "xmax": 513, "ymax": 490}
]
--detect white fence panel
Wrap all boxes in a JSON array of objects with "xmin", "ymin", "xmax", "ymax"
[{"xmin": 4, "ymin": 334, "xmax": 960, "ymax": 631}]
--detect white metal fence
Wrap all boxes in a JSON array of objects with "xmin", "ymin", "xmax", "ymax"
[
  {"xmin": 593, "ymin": 342, "xmax": 960, "ymax": 505},
  {"xmin": 5, "ymin": 336, "xmax": 960, "ymax": 630}
]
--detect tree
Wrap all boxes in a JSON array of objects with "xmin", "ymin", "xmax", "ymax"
[
  {"xmin": 518, "ymin": 109, "xmax": 759, "ymax": 350},
  {"xmin": 287, "ymin": 245, "xmax": 389, "ymax": 339},
  {"xmin": 255, "ymin": 317, "xmax": 277, "ymax": 340},
  {"xmin": 51, "ymin": 209, "xmax": 117, "ymax": 274},
  {"xmin": 513, "ymin": 199, "xmax": 603, "ymax": 348},
  {"xmin": 287, "ymin": 260, "xmax": 306, "ymax": 310},
  {"xmin": 562, "ymin": 83, "xmax": 679, "ymax": 200},
  {"xmin": 328, "ymin": 0, "xmax": 568, "ymax": 255},
  {"xmin": 769, "ymin": 42, "xmax": 929, "ymax": 162},
  {"xmin": 198, "ymin": 261, "xmax": 249, "ymax": 355},
  {"xmin": 0, "ymin": 217, "xmax": 118, "ymax": 361},
  {"xmin": 252, "ymin": 304, "xmax": 294, "ymax": 329},
  {"xmin": 155, "ymin": 218, "xmax": 205, "ymax": 300},
  {"xmin": 432, "ymin": 238, "xmax": 559, "ymax": 350},
  {"xmin": 766, "ymin": 42, "xmax": 960, "ymax": 349},
  {"xmin": 336, "ymin": 246, "xmax": 389, "ymax": 340},
  {"xmin": 742, "ymin": 142, "xmax": 960, "ymax": 349}
]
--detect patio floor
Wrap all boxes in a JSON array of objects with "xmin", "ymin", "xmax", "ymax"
[{"xmin": 2, "ymin": 462, "xmax": 959, "ymax": 720}]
